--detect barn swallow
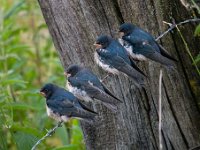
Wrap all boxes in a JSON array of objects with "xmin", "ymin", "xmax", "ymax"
[
  {"xmin": 40, "ymin": 83, "xmax": 97, "ymax": 123},
  {"xmin": 119, "ymin": 23, "xmax": 177, "ymax": 67},
  {"xmin": 65, "ymin": 64, "xmax": 122, "ymax": 112},
  {"xmin": 93, "ymin": 35, "xmax": 146, "ymax": 86}
]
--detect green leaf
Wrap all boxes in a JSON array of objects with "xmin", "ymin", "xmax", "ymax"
[
  {"xmin": 71, "ymin": 120, "xmax": 84, "ymax": 147},
  {"xmin": 0, "ymin": 95, "xmax": 6, "ymax": 107},
  {"xmin": 1, "ymin": 79, "xmax": 27, "ymax": 86},
  {"xmin": 0, "ymin": 127, "xmax": 8, "ymax": 150},
  {"xmin": 4, "ymin": 103, "xmax": 41, "ymax": 111},
  {"xmin": 10, "ymin": 123, "xmax": 42, "ymax": 137},
  {"xmin": 7, "ymin": 45, "xmax": 30, "ymax": 52},
  {"xmin": 52, "ymin": 145, "xmax": 79, "ymax": 150},
  {"xmin": 194, "ymin": 54, "xmax": 200, "ymax": 64},
  {"xmin": 4, "ymin": 0, "xmax": 25, "ymax": 20},
  {"xmin": 0, "ymin": 54, "xmax": 21, "ymax": 61},
  {"xmin": 0, "ymin": 70, "xmax": 14, "ymax": 78},
  {"xmin": 194, "ymin": 24, "xmax": 200, "ymax": 36},
  {"xmin": 12, "ymin": 131, "xmax": 38, "ymax": 150},
  {"xmin": 56, "ymin": 124, "xmax": 69, "ymax": 145}
]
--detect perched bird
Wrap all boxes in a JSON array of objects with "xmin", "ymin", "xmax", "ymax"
[
  {"xmin": 93, "ymin": 35, "xmax": 146, "ymax": 86},
  {"xmin": 119, "ymin": 23, "xmax": 177, "ymax": 67},
  {"xmin": 65, "ymin": 64, "xmax": 122, "ymax": 112},
  {"xmin": 40, "ymin": 83, "xmax": 97, "ymax": 123}
]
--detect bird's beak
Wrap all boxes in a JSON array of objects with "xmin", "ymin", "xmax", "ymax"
[
  {"xmin": 40, "ymin": 92, "xmax": 46, "ymax": 97},
  {"xmin": 64, "ymin": 72, "xmax": 67, "ymax": 76},
  {"xmin": 93, "ymin": 43, "xmax": 102, "ymax": 49},
  {"xmin": 64, "ymin": 72, "xmax": 71, "ymax": 78},
  {"xmin": 119, "ymin": 32, "xmax": 124, "ymax": 37}
]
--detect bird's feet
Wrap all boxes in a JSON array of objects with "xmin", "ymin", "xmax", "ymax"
[{"xmin": 58, "ymin": 121, "xmax": 63, "ymax": 127}]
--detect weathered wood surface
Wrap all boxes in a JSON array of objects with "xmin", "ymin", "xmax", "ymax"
[{"xmin": 38, "ymin": 0, "xmax": 200, "ymax": 149}]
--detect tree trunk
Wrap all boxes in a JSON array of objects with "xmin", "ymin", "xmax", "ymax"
[{"xmin": 38, "ymin": 0, "xmax": 200, "ymax": 149}]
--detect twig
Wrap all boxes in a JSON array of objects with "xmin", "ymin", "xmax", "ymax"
[
  {"xmin": 158, "ymin": 70, "xmax": 163, "ymax": 150},
  {"xmin": 31, "ymin": 121, "xmax": 63, "ymax": 150},
  {"xmin": 156, "ymin": 18, "xmax": 200, "ymax": 41},
  {"xmin": 176, "ymin": 26, "xmax": 200, "ymax": 76}
]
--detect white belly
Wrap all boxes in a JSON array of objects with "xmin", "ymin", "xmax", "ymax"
[
  {"xmin": 118, "ymin": 38, "xmax": 147, "ymax": 61},
  {"xmin": 46, "ymin": 105, "xmax": 69, "ymax": 122},
  {"xmin": 130, "ymin": 52, "xmax": 147, "ymax": 61},
  {"xmin": 94, "ymin": 52, "xmax": 119, "ymax": 74},
  {"xmin": 66, "ymin": 81, "xmax": 93, "ymax": 102}
]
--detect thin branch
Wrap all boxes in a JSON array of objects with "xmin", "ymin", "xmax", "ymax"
[
  {"xmin": 31, "ymin": 121, "xmax": 63, "ymax": 150},
  {"xmin": 156, "ymin": 18, "xmax": 200, "ymax": 41},
  {"xmin": 176, "ymin": 26, "xmax": 200, "ymax": 76},
  {"xmin": 158, "ymin": 70, "xmax": 163, "ymax": 150}
]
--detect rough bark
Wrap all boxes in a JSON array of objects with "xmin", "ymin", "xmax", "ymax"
[{"xmin": 38, "ymin": 0, "xmax": 200, "ymax": 149}]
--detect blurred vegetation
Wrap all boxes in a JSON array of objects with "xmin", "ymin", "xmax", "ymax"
[
  {"xmin": 0, "ymin": 0, "xmax": 85, "ymax": 150},
  {"xmin": 194, "ymin": 23, "xmax": 200, "ymax": 65},
  {"xmin": 193, "ymin": 0, "xmax": 200, "ymax": 66}
]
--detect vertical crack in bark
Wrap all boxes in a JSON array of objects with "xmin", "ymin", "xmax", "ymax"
[
  {"xmin": 141, "ymin": 87, "xmax": 151, "ymax": 112},
  {"xmin": 111, "ymin": 0, "xmax": 124, "ymax": 24},
  {"xmin": 149, "ymin": 0, "xmax": 161, "ymax": 29},
  {"xmin": 138, "ymin": 87, "xmax": 158, "ymax": 149},
  {"xmin": 168, "ymin": 135, "xmax": 176, "ymax": 150},
  {"xmin": 162, "ymin": 80, "xmax": 189, "ymax": 149},
  {"xmin": 146, "ymin": 106, "xmax": 159, "ymax": 150},
  {"xmin": 98, "ymin": 0, "xmax": 113, "ymax": 36},
  {"xmin": 161, "ymin": 130, "xmax": 168, "ymax": 150},
  {"xmin": 150, "ymin": 93, "xmax": 159, "ymax": 117}
]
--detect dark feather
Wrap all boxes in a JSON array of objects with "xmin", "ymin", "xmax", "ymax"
[
  {"xmin": 148, "ymin": 52, "xmax": 175, "ymax": 67},
  {"xmin": 158, "ymin": 44, "xmax": 178, "ymax": 62},
  {"xmin": 47, "ymin": 99, "xmax": 96, "ymax": 121},
  {"xmin": 68, "ymin": 76, "xmax": 121, "ymax": 112},
  {"xmin": 129, "ymin": 56, "xmax": 147, "ymax": 77},
  {"xmin": 77, "ymin": 100, "xmax": 98, "ymax": 114},
  {"xmin": 102, "ymin": 83, "xmax": 122, "ymax": 103},
  {"xmin": 110, "ymin": 55, "xmax": 145, "ymax": 85}
]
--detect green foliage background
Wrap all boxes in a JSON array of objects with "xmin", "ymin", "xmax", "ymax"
[
  {"xmin": 0, "ymin": 0, "xmax": 200, "ymax": 150},
  {"xmin": 0, "ymin": 0, "xmax": 85, "ymax": 149}
]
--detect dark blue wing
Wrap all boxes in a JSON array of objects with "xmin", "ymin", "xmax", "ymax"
[
  {"xmin": 97, "ymin": 49, "xmax": 145, "ymax": 84},
  {"xmin": 75, "ymin": 69, "xmax": 104, "ymax": 90},
  {"xmin": 68, "ymin": 76, "xmax": 121, "ymax": 105},
  {"xmin": 133, "ymin": 28, "xmax": 177, "ymax": 62},
  {"xmin": 122, "ymin": 26, "xmax": 161, "ymax": 54},
  {"xmin": 47, "ymin": 96, "xmax": 97, "ymax": 119},
  {"xmin": 47, "ymin": 98, "xmax": 75, "ymax": 116},
  {"xmin": 158, "ymin": 44, "xmax": 178, "ymax": 62},
  {"xmin": 108, "ymin": 40, "xmax": 131, "ymax": 65},
  {"xmin": 52, "ymin": 88, "xmax": 79, "ymax": 104}
]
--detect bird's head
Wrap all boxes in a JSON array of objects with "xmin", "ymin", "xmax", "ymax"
[
  {"xmin": 64, "ymin": 64, "xmax": 83, "ymax": 78},
  {"xmin": 93, "ymin": 35, "xmax": 112, "ymax": 49},
  {"xmin": 119, "ymin": 23, "xmax": 135, "ymax": 37},
  {"xmin": 40, "ymin": 83, "xmax": 56, "ymax": 98}
]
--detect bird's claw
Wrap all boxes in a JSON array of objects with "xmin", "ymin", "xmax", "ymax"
[{"xmin": 58, "ymin": 121, "xmax": 63, "ymax": 127}]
